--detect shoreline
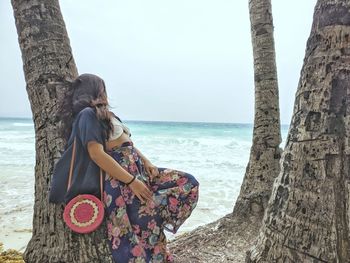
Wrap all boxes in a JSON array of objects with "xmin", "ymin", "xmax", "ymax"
[
  {"xmin": 0, "ymin": 230, "xmax": 32, "ymax": 253},
  {"xmin": 0, "ymin": 222, "xmax": 201, "ymax": 253}
]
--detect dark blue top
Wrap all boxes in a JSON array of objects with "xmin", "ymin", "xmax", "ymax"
[{"xmin": 49, "ymin": 107, "xmax": 107, "ymax": 204}]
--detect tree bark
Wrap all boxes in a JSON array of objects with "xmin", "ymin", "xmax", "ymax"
[
  {"xmin": 11, "ymin": 1, "xmax": 112, "ymax": 262},
  {"xmin": 233, "ymin": 0, "xmax": 282, "ymax": 221},
  {"xmin": 246, "ymin": 0, "xmax": 350, "ymax": 262}
]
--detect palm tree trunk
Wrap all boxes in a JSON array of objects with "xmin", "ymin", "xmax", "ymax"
[
  {"xmin": 233, "ymin": 0, "xmax": 282, "ymax": 221},
  {"xmin": 246, "ymin": 0, "xmax": 350, "ymax": 261},
  {"xmin": 11, "ymin": 1, "xmax": 112, "ymax": 262}
]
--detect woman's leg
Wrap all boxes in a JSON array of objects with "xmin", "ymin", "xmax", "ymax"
[
  {"xmin": 148, "ymin": 167, "xmax": 200, "ymax": 234},
  {"xmin": 104, "ymin": 177, "xmax": 136, "ymax": 263},
  {"xmin": 104, "ymin": 145, "xmax": 188, "ymax": 262}
]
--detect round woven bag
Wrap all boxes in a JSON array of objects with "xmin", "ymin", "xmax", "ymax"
[
  {"xmin": 63, "ymin": 194, "xmax": 105, "ymax": 234},
  {"xmin": 63, "ymin": 136, "xmax": 105, "ymax": 234}
]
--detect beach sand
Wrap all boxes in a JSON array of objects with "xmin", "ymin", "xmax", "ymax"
[{"xmin": 0, "ymin": 230, "xmax": 31, "ymax": 253}]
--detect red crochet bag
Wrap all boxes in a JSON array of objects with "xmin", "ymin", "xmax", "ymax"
[{"xmin": 63, "ymin": 136, "xmax": 105, "ymax": 234}]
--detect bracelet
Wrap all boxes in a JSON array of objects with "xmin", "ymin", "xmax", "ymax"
[{"xmin": 126, "ymin": 175, "xmax": 136, "ymax": 186}]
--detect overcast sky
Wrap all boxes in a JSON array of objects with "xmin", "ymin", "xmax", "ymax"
[{"xmin": 0, "ymin": 0, "xmax": 316, "ymax": 124}]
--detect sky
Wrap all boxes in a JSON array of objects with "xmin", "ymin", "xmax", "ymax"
[{"xmin": 0, "ymin": 0, "xmax": 317, "ymax": 124}]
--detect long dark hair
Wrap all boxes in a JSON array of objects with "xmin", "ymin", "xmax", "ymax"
[{"xmin": 56, "ymin": 73, "xmax": 115, "ymax": 145}]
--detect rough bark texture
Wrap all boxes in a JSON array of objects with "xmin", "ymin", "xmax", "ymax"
[
  {"xmin": 246, "ymin": 0, "xmax": 350, "ymax": 262},
  {"xmin": 11, "ymin": 1, "xmax": 113, "ymax": 262},
  {"xmin": 169, "ymin": 213, "xmax": 260, "ymax": 263},
  {"xmin": 233, "ymin": 0, "xmax": 282, "ymax": 222}
]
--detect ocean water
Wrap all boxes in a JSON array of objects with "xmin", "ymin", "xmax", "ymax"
[{"xmin": 0, "ymin": 117, "xmax": 289, "ymax": 251}]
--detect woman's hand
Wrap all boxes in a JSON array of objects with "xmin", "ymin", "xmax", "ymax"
[
  {"xmin": 143, "ymin": 159, "xmax": 159, "ymax": 178},
  {"xmin": 129, "ymin": 178, "xmax": 153, "ymax": 203}
]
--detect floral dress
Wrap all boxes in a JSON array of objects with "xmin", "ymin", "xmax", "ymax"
[{"xmin": 104, "ymin": 141, "xmax": 199, "ymax": 263}]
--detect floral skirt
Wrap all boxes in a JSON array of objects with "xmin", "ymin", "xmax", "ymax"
[{"xmin": 104, "ymin": 141, "xmax": 199, "ymax": 263}]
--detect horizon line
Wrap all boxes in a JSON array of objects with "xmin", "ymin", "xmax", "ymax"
[{"xmin": 0, "ymin": 115, "xmax": 290, "ymax": 126}]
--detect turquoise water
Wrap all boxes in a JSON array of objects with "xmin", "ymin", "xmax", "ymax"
[{"xmin": 0, "ymin": 117, "xmax": 289, "ymax": 250}]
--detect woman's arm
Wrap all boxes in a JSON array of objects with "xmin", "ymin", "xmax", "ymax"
[
  {"xmin": 88, "ymin": 142, "xmax": 134, "ymax": 183},
  {"xmin": 75, "ymin": 108, "xmax": 152, "ymax": 201},
  {"xmin": 87, "ymin": 141, "xmax": 153, "ymax": 202}
]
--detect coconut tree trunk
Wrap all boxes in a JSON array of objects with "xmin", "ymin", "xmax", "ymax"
[
  {"xmin": 233, "ymin": 0, "xmax": 282, "ymax": 221},
  {"xmin": 11, "ymin": 1, "xmax": 112, "ymax": 262},
  {"xmin": 246, "ymin": 0, "xmax": 350, "ymax": 261}
]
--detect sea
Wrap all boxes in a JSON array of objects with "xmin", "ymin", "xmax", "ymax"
[{"xmin": 0, "ymin": 117, "xmax": 289, "ymax": 251}]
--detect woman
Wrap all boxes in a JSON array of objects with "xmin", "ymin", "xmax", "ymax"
[{"xmin": 50, "ymin": 73, "xmax": 199, "ymax": 262}]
